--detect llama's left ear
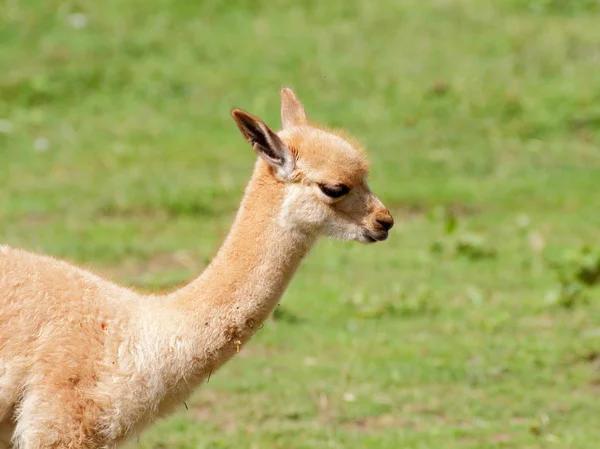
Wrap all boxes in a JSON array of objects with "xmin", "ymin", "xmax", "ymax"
[
  {"xmin": 281, "ymin": 87, "xmax": 307, "ymax": 129},
  {"xmin": 232, "ymin": 109, "xmax": 294, "ymax": 180}
]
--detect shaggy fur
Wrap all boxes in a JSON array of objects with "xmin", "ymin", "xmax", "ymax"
[{"xmin": 0, "ymin": 88, "xmax": 393, "ymax": 449}]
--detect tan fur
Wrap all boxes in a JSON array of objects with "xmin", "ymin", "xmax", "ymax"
[{"xmin": 0, "ymin": 88, "xmax": 393, "ymax": 449}]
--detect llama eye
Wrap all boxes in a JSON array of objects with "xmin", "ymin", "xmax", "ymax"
[{"xmin": 318, "ymin": 183, "xmax": 350, "ymax": 199}]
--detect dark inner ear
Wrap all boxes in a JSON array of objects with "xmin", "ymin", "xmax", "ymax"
[
  {"xmin": 237, "ymin": 114, "xmax": 282, "ymax": 164},
  {"xmin": 233, "ymin": 110, "xmax": 286, "ymax": 166},
  {"xmin": 260, "ymin": 144, "xmax": 284, "ymax": 165}
]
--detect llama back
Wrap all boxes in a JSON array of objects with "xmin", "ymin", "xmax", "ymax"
[{"xmin": 0, "ymin": 245, "xmax": 131, "ymax": 351}]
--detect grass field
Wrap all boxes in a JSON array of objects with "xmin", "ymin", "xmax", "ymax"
[{"xmin": 2, "ymin": 0, "xmax": 600, "ymax": 448}]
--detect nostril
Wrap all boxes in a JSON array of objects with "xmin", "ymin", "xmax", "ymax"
[{"xmin": 377, "ymin": 216, "xmax": 394, "ymax": 231}]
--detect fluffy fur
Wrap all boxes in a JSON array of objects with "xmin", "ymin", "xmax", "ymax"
[{"xmin": 0, "ymin": 88, "xmax": 393, "ymax": 449}]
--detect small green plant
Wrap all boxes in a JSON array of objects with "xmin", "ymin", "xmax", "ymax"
[
  {"xmin": 455, "ymin": 233, "xmax": 497, "ymax": 260},
  {"xmin": 272, "ymin": 306, "xmax": 302, "ymax": 323},
  {"xmin": 430, "ymin": 208, "xmax": 497, "ymax": 261},
  {"xmin": 344, "ymin": 285, "xmax": 439, "ymax": 319},
  {"xmin": 546, "ymin": 246, "xmax": 600, "ymax": 308}
]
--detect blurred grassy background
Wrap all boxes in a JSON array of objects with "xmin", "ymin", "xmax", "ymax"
[{"xmin": 2, "ymin": 0, "xmax": 600, "ymax": 448}]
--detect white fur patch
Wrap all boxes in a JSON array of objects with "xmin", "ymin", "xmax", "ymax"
[{"xmin": 279, "ymin": 184, "xmax": 323, "ymax": 232}]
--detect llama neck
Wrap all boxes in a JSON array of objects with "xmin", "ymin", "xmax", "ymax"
[{"xmin": 169, "ymin": 160, "xmax": 315, "ymax": 366}]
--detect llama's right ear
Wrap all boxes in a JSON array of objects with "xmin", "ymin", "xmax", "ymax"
[
  {"xmin": 281, "ymin": 87, "xmax": 307, "ymax": 129},
  {"xmin": 231, "ymin": 109, "xmax": 294, "ymax": 180}
]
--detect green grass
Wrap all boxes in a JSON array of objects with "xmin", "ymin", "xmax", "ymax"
[{"xmin": 2, "ymin": 0, "xmax": 600, "ymax": 447}]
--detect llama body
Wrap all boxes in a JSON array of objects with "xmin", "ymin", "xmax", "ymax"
[{"xmin": 0, "ymin": 89, "xmax": 393, "ymax": 448}]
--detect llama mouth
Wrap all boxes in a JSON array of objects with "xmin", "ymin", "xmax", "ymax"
[
  {"xmin": 362, "ymin": 229, "xmax": 388, "ymax": 243},
  {"xmin": 364, "ymin": 234, "xmax": 377, "ymax": 243}
]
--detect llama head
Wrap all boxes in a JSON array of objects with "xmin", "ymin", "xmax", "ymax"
[{"xmin": 232, "ymin": 88, "xmax": 393, "ymax": 244}]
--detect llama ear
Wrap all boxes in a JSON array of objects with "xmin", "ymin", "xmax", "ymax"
[
  {"xmin": 280, "ymin": 87, "xmax": 307, "ymax": 129},
  {"xmin": 232, "ymin": 109, "xmax": 294, "ymax": 180}
]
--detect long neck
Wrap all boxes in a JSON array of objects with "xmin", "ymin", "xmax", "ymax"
[{"xmin": 168, "ymin": 160, "xmax": 316, "ymax": 367}]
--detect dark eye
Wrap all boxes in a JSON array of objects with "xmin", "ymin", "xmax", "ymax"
[{"xmin": 318, "ymin": 183, "xmax": 350, "ymax": 199}]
